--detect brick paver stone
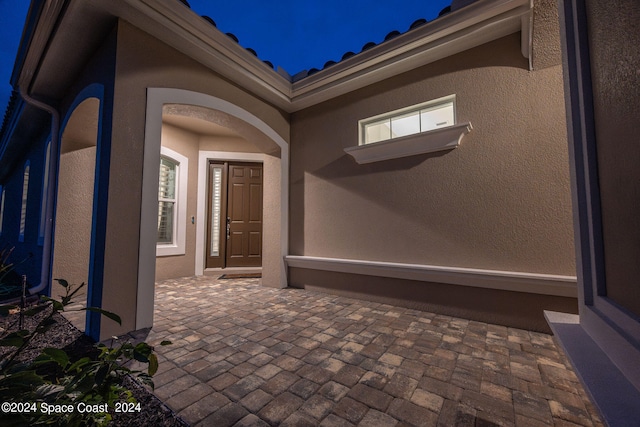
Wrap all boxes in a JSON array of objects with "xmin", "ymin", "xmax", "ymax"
[
  {"xmin": 358, "ymin": 409, "xmax": 398, "ymax": 427},
  {"xmin": 257, "ymin": 392, "xmax": 304, "ymax": 425},
  {"xmin": 179, "ymin": 392, "xmax": 230, "ymax": 425},
  {"xmin": 145, "ymin": 276, "xmax": 602, "ymax": 427},
  {"xmin": 240, "ymin": 389, "xmax": 272, "ymax": 413},
  {"xmin": 234, "ymin": 414, "xmax": 270, "ymax": 427},
  {"xmin": 319, "ymin": 413, "xmax": 356, "ymax": 427},
  {"xmin": 348, "ymin": 383, "xmax": 393, "ymax": 411},
  {"xmin": 198, "ymin": 402, "xmax": 248, "ymax": 427},
  {"xmin": 388, "ymin": 398, "xmax": 440, "ymax": 426},
  {"xmin": 332, "ymin": 397, "xmax": 369, "ymax": 424}
]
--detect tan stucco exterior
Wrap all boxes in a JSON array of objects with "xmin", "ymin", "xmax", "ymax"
[
  {"xmin": 290, "ymin": 33, "xmax": 573, "ymax": 275},
  {"xmin": 101, "ymin": 21, "xmax": 290, "ymax": 337},
  {"xmin": 12, "ymin": 0, "xmax": 578, "ymax": 338},
  {"xmin": 51, "ymin": 146, "xmax": 95, "ymax": 301},
  {"xmin": 288, "ymin": 5, "xmax": 575, "ymax": 331}
]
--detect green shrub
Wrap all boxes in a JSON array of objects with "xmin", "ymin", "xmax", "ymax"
[{"xmin": 0, "ymin": 279, "xmax": 170, "ymax": 426}]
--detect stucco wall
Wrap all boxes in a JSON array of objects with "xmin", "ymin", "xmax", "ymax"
[
  {"xmin": 289, "ymin": 22, "xmax": 574, "ymax": 330},
  {"xmin": 105, "ymin": 21, "xmax": 289, "ymax": 337},
  {"xmin": 199, "ymin": 135, "xmax": 261, "ymax": 153},
  {"xmin": 52, "ymin": 147, "xmax": 95, "ymax": 297},
  {"xmin": 586, "ymin": 0, "xmax": 640, "ymax": 317},
  {"xmin": 290, "ymin": 33, "xmax": 573, "ymax": 276},
  {"xmin": 532, "ymin": 0, "xmax": 563, "ymax": 70}
]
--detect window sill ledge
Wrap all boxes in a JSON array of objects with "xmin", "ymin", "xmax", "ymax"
[
  {"xmin": 345, "ymin": 122, "xmax": 472, "ymax": 164},
  {"xmin": 156, "ymin": 244, "xmax": 185, "ymax": 257}
]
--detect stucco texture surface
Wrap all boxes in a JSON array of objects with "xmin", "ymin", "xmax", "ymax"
[
  {"xmin": 52, "ymin": 147, "xmax": 95, "ymax": 298},
  {"xmin": 290, "ymin": 33, "xmax": 574, "ymax": 277},
  {"xmin": 101, "ymin": 20, "xmax": 289, "ymax": 338}
]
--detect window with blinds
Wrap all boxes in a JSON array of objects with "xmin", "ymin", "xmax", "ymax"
[
  {"xmin": 360, "ymin": 95, "xmax": 456, "ymax": 145},
  {"xmin": 157, "ymin": 156, "xmax": 177, "ymax": 244},
  {"xmin": 19, "ymin": 162, "xmax": 30, "ymax": 242},
  {"xmin": 210, "ymin": 166, "xmax": 223, "ymax": 257}
]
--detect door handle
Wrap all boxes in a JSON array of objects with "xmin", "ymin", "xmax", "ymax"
[{"xmin": 226, "ymin": 217, "xmax": 231, "ymax": 239}]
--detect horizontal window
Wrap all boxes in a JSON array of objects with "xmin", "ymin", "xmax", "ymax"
[{"xmin": 359, "ymin": 95, "xmax": 456, "ymax": 145}]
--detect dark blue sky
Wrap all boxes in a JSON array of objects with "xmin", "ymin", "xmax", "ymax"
[{"xmin": 0, "ymin": 0, "xmax": 450, "ymax": 116}]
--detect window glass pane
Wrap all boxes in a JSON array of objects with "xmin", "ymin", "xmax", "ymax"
[
  {"xmin": 158, "ymin": 156, "xmax": 177, "ymax": 244},
  {"xmin": 420, "ymin": 102, "xmax": 455, "ymax": 132},
  {"xmin": 210, "ymin": 167, "xmax": 223, "ymax": 257},
  {"xmin": 364, "ymin": 119, "xmax": 391, "ymax": 144},
  {"xmin": 20, "ymin": 164, "xmax": 30, "ymax": 238},
  {"xmin": 391, "ymin": 111, "xmax": 420, "ymax": 138},
  {"xmin": 159, "ymin": 158, "xmax": 177, "ymax": 200},
  {"xmin": 157, "ymin": 201, "xmax": 174, "ymax": 243}
]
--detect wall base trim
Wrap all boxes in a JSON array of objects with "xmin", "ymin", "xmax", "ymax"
[{"xmin": 284, "ymin": 256, "xmax": 577, "ymax": 297}]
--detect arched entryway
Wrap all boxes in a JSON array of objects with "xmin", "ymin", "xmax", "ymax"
[
  {"xmin": 52, "ymin": 95, "xmax": 101, "ymax": 332},
  {"xmin": 137, "ymin": 88, "xmax": 289, "ymax": 330}
]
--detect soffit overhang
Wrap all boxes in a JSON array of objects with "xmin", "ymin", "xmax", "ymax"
[
  {"xmin": 16, "ymin": 0, "xmax": 116, "ymax": 102},
  {"xmin": 91, "ymin": 0, "xmax": 532, "ymax": 113},
  {"xmin": 15, "ymin": 0, "xmax": 532, "ymax": 115}
]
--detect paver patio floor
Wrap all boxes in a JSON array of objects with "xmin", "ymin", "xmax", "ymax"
[{"xmin": 141, "ymin": 276, "xmax": 602, "ymax": 426}]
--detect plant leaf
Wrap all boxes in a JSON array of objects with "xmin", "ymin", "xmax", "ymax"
[
  {"xmin": 2, "ymin": 370, "xmax": 45, "ymax": 387},
  {"xmin": 67, "ymin": 357, "xmax": 91, "ymax": 372},
  {"xmin": 0, "ymin": 330, "xmax": 30, "ymax": 347},
  {"xmin": 54, "ymin": 278, "xmax": 70, "ymax": 288},
  {"xmin": 147, "ymin": 353, "xmax": 159, "ymax": 376},
  {"xmin": 134, "ymin": 342, "xmax": 153, "ymax": 357},
  {"xmin": 83, "ymin": 307, "xmax": 122, "ymax": 325},
  {"xmin": 160, "ymin": 340, "xmax": 172, "ymax": 346},
  {"xmin": 34, "ymin": 383, "xmax": 65, "ymax": 398},
  {"xmin": 95, "ymin": 365, "xmax": 109, "ymax": 386},
  {"xmin": 34, "ymin": 348, "xmax": 69, "ymax": 368}
]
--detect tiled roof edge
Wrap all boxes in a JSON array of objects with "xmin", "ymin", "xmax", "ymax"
[
  {"xmin": 178, "ymin": 0, "xmax": 453, "ymax": 81},
  {"xmin": 291, "ymin": 3, "xmax": 452, "ymax": 82},
  {"xmin": 0, "ymin": 89, "xmax": 21, "ymax": 148}
]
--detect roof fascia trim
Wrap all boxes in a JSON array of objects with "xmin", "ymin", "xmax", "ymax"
[
  {"xmin": 97, "ymin": 0, "xmax": 292, "ymax": 111},
  {"xmin": 62, "ymin": 0, "xmax": 531, "ymax": 114},
  {"xmin": 15, "ymin": 0, "xmax": 68, "ymax": 91},
  {"xmin": 291, "ymin": 0, "xmax": 533, "ymax": 110}
]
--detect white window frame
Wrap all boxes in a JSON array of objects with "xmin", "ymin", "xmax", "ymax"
[
  {"xmin": 346, "ymin": 94, "xmax": 472, "ymax": 164},
  {"xmin": 19, "ymin": 161, "xmax": 30, "ymax": 242},
  {"xmin": 359, "ymin": 95, "xmax": 457, "ymax": 145},
  {"xmin": 156, "ymin": 147, "xmax": 188, "ymax": 257}
]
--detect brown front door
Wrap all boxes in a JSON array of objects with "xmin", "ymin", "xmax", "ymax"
[{"xmin": 205, "ymin": 162, "xmax": 263, "ymax": 268}]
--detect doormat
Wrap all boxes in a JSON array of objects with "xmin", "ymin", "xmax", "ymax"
[{"xmin": 218, "ymin": 273, "xmax": 262, "ymax": 279}]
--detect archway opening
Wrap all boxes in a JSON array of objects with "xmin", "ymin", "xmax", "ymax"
[
  {"xmin": 137, "ymin": 88, "xmax": 289, "ymax": 331},
  {"xmin": 52, "ymin": 97, "xmax": 100, "ymax": 332}
]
